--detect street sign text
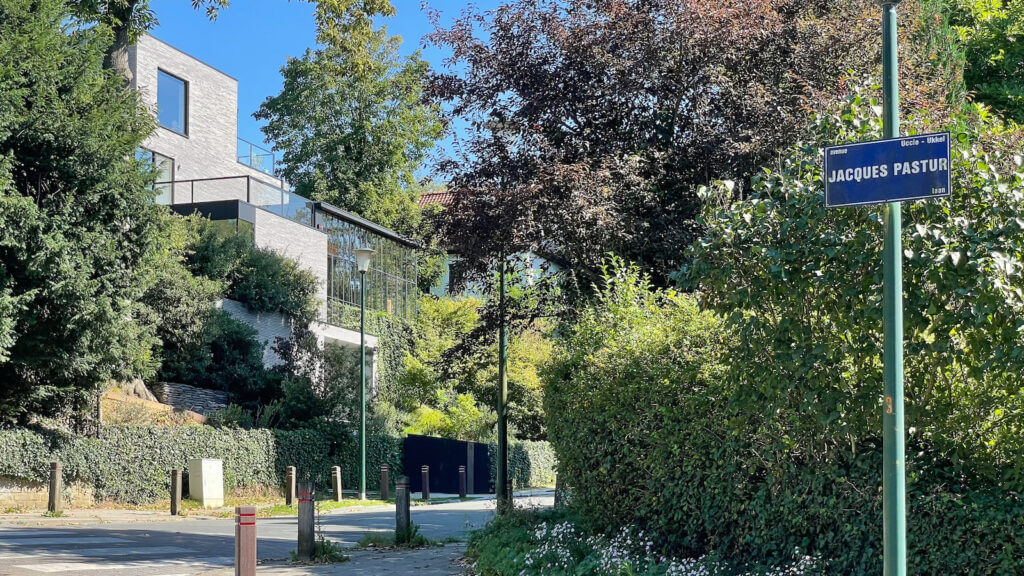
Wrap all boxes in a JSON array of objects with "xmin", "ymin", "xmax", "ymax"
[{"xmin": 824, "ymin": 133, "xmax": 952, "ymax": 208}]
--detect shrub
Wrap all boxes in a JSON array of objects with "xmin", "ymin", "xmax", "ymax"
[
  {"xmin": 159, "ymin": 308, "xmax": 270, "ymax": 402},
  {"xmin": 536, "ymin": 74, "xmax": 1024, "ymax": 573},
  {"xmin": 188, "ymin": 219, "xmax": 318, "ymax": 324},
  {"xmin": 0, "ymin": 425, "xmax": 402, "ymax": 504}
]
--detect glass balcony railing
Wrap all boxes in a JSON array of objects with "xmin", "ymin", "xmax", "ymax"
[
  {"xmin": 155, "ymin": 175, "xmax": 315, "ymax": 227},
  {"xmin": 237, "ymin": 137, "xmax": 276, "ymax": 176}
]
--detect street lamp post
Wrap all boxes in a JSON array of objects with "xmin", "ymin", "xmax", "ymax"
[{"xmin": 354, "ymin": 247, "xmax": 374, "ymax": 501}]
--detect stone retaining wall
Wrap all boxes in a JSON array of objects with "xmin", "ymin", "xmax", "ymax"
[
  {"xmin": 0, "ymin": 476, "xmax": 94, "ymax": 511},
  {"xmin": 152, "ymin": 382, "xmax": 228, "ymax": 415}
]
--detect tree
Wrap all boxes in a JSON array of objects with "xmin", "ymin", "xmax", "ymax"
[
  {"xmin": 427, "ymin": 0, "xmax": 879, "ymax": 290},
  {"xmin": 398, "ymin": 295, "xmax": 553, "ymax": 439},
  {"xmin": 684, "ymin": 82, "xmax": 1024, "ymax": 482},
  {"xmin": 257, "ymin": 6, "xmax": 443, "ymax": 234},
  {"xmin": 74, "ymin": 0, "xmax": 395, "ymax": 79},
  {"xmin": 948, "ymin": 0, "xmax": 1024, "ymax": 122},
  {"xmin": 0, "ymin": 0, "xmax": 164, "ymax": 424},
  {"xmin": 71, "ymin": 0, "xmax": 229, "ymax": 77}
]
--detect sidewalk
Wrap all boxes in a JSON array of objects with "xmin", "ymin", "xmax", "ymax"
[{"xmin": 199, "ymin": 545, "xmax": 471, "ymax": 576}]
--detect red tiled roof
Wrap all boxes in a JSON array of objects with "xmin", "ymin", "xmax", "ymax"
[{"xmin": 418, "ymin": 190, "xmax": 455, "ymax": 208}]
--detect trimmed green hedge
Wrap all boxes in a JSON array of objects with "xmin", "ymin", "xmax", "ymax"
[
  {"xmin": 489, "ymin": 440, "xmax": 558, "ymax": 489},
  {"xmin": 0, "ymin": 425, "xmax": 402, "ymax": 504}
]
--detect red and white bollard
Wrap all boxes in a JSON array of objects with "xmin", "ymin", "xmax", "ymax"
[{"xmin": 235, "ymin": 505, "xmax": 256, "ymax": 576}]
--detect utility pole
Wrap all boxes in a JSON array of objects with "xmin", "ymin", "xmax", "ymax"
[
  {"xmin": 496, "ymin": 258, "xmax": 510, "ymax": 510},
  {"xmin": 880, "ymin": 2, "xmax": 907, "ymax": 575}
]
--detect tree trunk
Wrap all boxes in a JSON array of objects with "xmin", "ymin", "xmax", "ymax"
[{"xmin": 102, "ymin": 3, "xmax": 139, "ymax": 82}]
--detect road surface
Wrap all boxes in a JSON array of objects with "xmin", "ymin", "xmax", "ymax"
[{"xmin": 0, "ymin": 492, "xmax": 552, "ymax": 576}]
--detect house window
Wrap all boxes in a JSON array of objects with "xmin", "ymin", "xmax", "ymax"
[
  {"xmin": 157, "ymin": 69, "xmax": 188, "ymax": 135},
  {"xmin": 137, "ymin": 148, "xmax": 174, "ymax": 204}
]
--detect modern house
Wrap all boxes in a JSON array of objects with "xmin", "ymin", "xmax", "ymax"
[{"xmin": 129, "ymin": 35, "xmax": 419, "ymax": 368}]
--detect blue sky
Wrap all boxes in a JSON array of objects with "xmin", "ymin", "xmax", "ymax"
[{"xmin": 149, "ymin": 0, "xmax": 498, "ymax": 161}]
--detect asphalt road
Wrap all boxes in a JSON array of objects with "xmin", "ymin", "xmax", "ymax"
[{"xmin": 0, "ymin": 493, "xmax": 553, "ymax": 576}]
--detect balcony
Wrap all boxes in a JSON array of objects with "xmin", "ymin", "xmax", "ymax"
[
  {"xmin": 237, "ymin": 137, "xmax": 276, "ymax": 176},
  {"xmin": 156, "ymin": 175, "xmax": 315, "ymax": 227}
]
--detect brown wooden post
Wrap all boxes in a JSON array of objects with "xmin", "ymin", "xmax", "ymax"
[
  {"xmin": 296, "ymin": 482, "xmax": 314, "ymax": 561},
  {"xmin": 331, "ymin": 466, "xmax": 342, "ymax": 502},
  {"xmin": 380, "ymin": 464, "xmax": 389, "ymax": 500},
  {"xmin": 47, "ymin": 462, "xmax": 62, "ymax": 514},
  {"xmin": 458, "ymin": 465, "xmax": 467, "ymax": 499},
  {"xmin": 420, "ymin": 465, "xmax": 430, "ymax": 501},
  {"xmin": 234, "ymin": 506, "xmax": 257, "ymax": 576},
  {"xmin": 285, "ymin": 466, "xmax": 296, "ymax": 506},
  {"xmin": 170, "ymin": 469, "xmax": 182, "ymax": 515},
  {"xmin": 395, "ymin": 476, "xmax": 410, "ymax": 544}
]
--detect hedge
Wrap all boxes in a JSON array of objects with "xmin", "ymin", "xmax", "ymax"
[
  {"xmin": 0, "ymin": 425, "xmax": 402, "ymax": 504},
  {"xmin": 489, "ymin": 440, "xmax": 558, "ymax": 489},
  {"xmin": 545, "ymin": 263, "xmax": 1024, "ymax": 575}
]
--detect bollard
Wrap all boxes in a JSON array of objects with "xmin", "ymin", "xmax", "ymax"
[
  {"xmin": 380, "ymin": 464, "xmax": 390, "ymax": 500},
  {"xmin": 420, "ymin": 465, "xmax": 430, "ymax": 501},
  {"xmin": 458, "ymin": 465, "xmax": 467, "ymax": 499},
  {"xmin": 234, "ymin": 506, "xmax": 257, "ymax": 576},
  {"xmin": 285, "ymin": 466, "xmax": 296, "ymax": 506},
  {"xmin": 47, "ymin": 462, "xmax": 62, "ymax": 514},
  {"xmin": 296, "ymin": 482, "xmax": 315, "ymax": 562},
  {"xmin": 331, "ymin": 466, "xmax": 343, "ymax": 502},
  {"xmin": 170, "ymin": 469, "xmax": 182, "ymax": 516},
  {"xmin": 395, "ymin": 476, "xmax": 411, "ymax": 544}
]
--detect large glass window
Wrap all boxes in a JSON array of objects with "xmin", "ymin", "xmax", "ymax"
[
  {"xmin": 136, "ymin": 148, "xmax": 174, "ymax": 204},
  {"xmin": 321, "ymin": 211, "xmax": 418, "ymax": 326},
  {"xmin": 157, "ymin": 70, "xmax": 187, "ymax": 135}
]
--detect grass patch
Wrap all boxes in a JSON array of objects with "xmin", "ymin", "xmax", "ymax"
[
  {"xmin": 261, "ymin": 498, "xmax": 390, "ymax": 518},
  {"xmin": 42, "ymin": 510, "xmax": 64, "ymax": 518}
]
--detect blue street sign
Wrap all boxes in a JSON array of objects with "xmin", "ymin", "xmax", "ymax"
[{"xmin": 824, "ymin": 132, "xmax": 952, "ymax": 208}]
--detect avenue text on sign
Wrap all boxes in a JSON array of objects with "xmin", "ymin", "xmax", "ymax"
[{"xmin": 824, "ymin": 132, "xmax": 952, "ymax": 208}]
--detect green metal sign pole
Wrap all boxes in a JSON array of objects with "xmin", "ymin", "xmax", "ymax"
[
  {"xmin": 496, "ymin": 258, "xmax": 509, "ymax": 511},
  {"xmin": 881, "ymin": 2, "xmax": 907, "ymax": 575}
]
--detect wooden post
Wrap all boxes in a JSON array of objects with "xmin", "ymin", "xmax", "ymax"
[
  {"xmin": 296, "ymin": 482, "xmax": 314, "ymax": 562},
  {"xmin": 47, "ymin": 462, "xmax": 62, "ymax": 514},
  {"xmin": 420, "ymin": 465, "xmax": 430, "ymax": 501},
  {"xmin": 395, "ymin": 476, "xmax": 410, "ymax": 544},
  {"xmin": 170, "ymin": 469, "xmax": 182, "ymax": 516},
  {"xmin": 459, "ymin": 466, "xmax": 467, "ymax": 499},
  {"xmin": 331, "ymin": 466, "xmax": 343, "ymax": 502},
  {"xmin": 285, "ymin": 466, "xmax": 296, "ymax": 506},
  {"xmin": 234, "ymin": 506, "xmax": 257, "ymax": 576},
  {"xmin": 380, "ymin": 464, "xmax": 390, "ymax": 500}
]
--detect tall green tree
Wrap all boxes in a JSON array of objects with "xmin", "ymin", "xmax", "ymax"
[
  {"xmin": 257, "ymin": 7, "xmax": 443, "ymax": 234},
  {"xmin": 0, "ymin": 0, "xmax": 164, "ymax": 424}
]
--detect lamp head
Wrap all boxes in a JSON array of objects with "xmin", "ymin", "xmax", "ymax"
[{"xmin": 354, "ymin": 248, "xmax": 374, "ymax": 273}]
